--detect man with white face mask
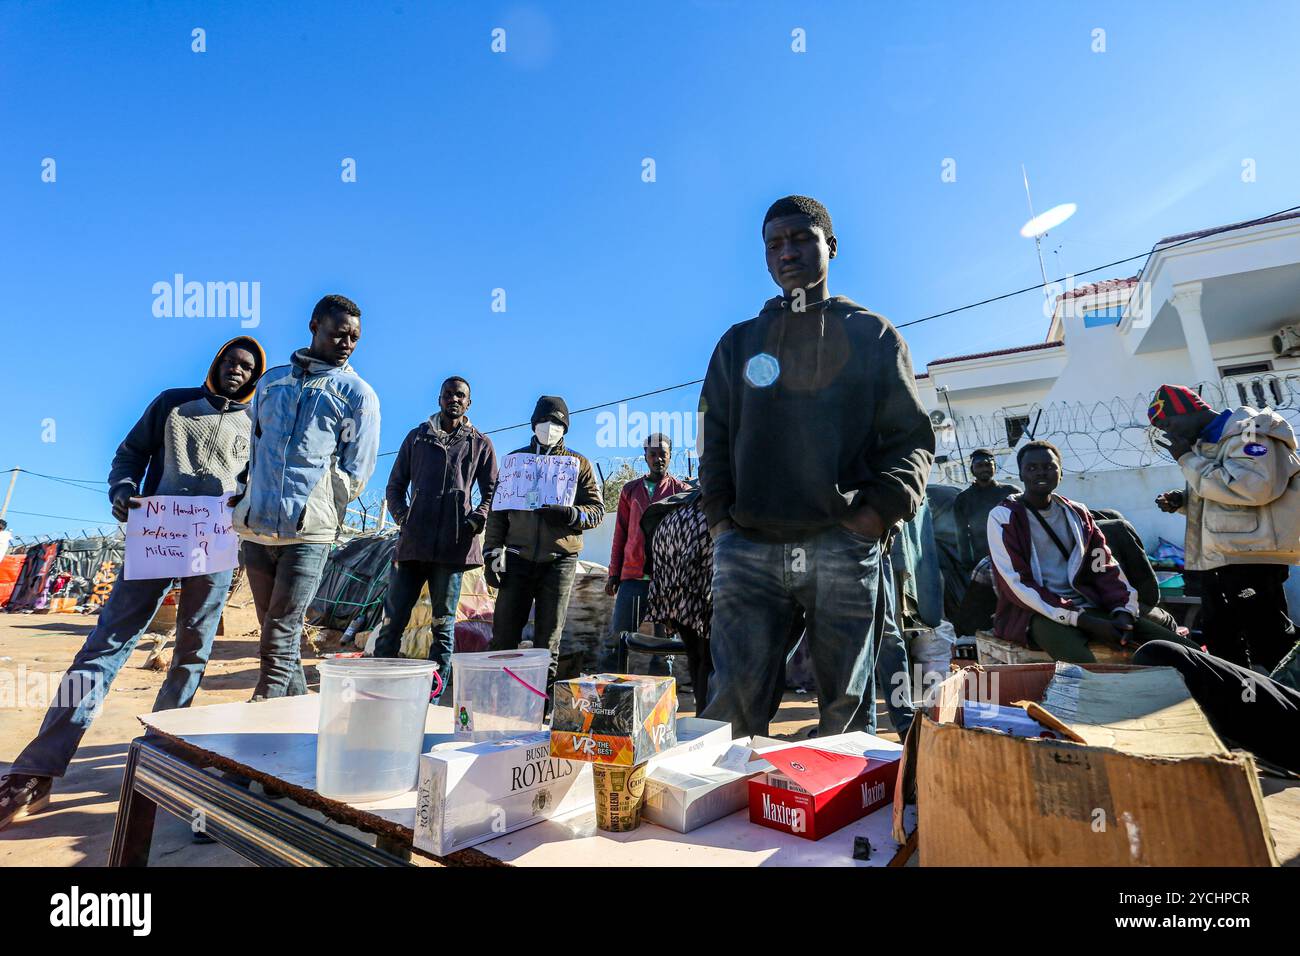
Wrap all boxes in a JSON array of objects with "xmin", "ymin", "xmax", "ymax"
[{"xmin": 485, "ymin": 395, "xmax": 604, "ymax": 693}]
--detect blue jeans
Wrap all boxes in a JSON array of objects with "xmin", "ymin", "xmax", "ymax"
[
  {"xmin": 874, "ymin": 557, "xmax": 914, "ymax": 739},
  {"xmin": 701, "ymin": 526, "xmax": 883, "ymax": 737},
  {"xmin": 373, "ymin": 561, "xmax": 464, "ymax": 692},
  {"xmin": 241, "ymin": 541, "xmax": 331, "ymax": 699},
  {"xmin": 11, "ymin": 569, "xmax": 232, "ymax": 778}
]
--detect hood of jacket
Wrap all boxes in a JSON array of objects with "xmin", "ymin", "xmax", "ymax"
[
  {"xmin": 755, "ymin": 293, "xmax": 869, "ymax": 395},
  {"xmin": 205, "ymin": 335, "xmax": 267, "ymax": 407},
  {"xmin": 1217, "ymin": 406, "xmax": 1298, "ymax": 450},
  {"xmin": 290, "ymin": 347, "xmax": 355, "ymax": 378}
]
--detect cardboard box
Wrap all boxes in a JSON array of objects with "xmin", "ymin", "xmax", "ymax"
[
  {"xmin": 643, "ymin": 739, "xmax": 769, "ymax": 833},
  {"xmin": 414, "ymin": 717, "xmax": 730, "ymax": 856},
  {"xmin": 550, "ymin": 674, "xmax": 677, "ymax": 765},
  {"xmin": 891, "ymin": 662, "xmax": 1279, "ymax": 867},
  {"xmin": 747, "ymin": 733, "xmax": 901, "ymax": 841}
]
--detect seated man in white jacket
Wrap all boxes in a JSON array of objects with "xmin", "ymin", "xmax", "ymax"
[{"xmin": 1151, "ymin": 383, "xmax": 1300, "ymax": 671}]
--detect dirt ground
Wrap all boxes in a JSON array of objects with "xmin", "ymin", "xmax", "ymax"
[{"xmin": 0, "ymin": 606, "xmax": 862, "ymax": 868}]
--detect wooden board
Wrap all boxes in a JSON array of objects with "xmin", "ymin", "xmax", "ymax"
[{"xmin": 139, "ymin": 695, "xmax": 914, "ymax": 867}]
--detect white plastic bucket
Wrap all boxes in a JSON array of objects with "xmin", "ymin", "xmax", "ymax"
[
  {"xmin": 450, "ymin": 649, "xmax": 551, "ymax": 740},
  {"xmin": 316, "ymin": 658, "xmax": 437, "ymax": 802}
]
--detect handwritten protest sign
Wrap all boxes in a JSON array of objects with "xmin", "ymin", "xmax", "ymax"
[
  {"xmin": 490, "ymin": 453, "xmax": 580, "ymax": 511},
  {"xmin": 125, "ymin": 495, "xmax": 239, "ymax": 581}
]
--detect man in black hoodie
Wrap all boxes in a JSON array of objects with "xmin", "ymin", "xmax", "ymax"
[
  {"xmin": 485, "ymin": 396, "xmax": 604, "ymax": 692},
  {"xmin": 1, "ymin": 337, "xmax": 265, "ymax": 831},
  {"xmin": 698, "ymin": 196, "xmax": 934, "ymax": 737},
  {"xmin": 373, "ymin": 376, "xmax": 499, "ymax": 694}
]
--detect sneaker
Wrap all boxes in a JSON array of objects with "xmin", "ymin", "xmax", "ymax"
[{"xmin": 0, "ymin": 774, "xmax": 53, "ymax": 831}]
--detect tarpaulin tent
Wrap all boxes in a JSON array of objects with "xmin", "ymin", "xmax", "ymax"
[
  {"xmin": 5, "ymin": 541, "xmax": 60, "ymax": 611},
  {"xmin": 307, "ymin": 531, "xmax": 398, "ymax": 634},
  {"xmin": 49, "ymin": 535, "xmax": 125, "ymax": 611}
]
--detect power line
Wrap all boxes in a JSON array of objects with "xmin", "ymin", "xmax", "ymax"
[
  {"xmin": 7, "ymin": 468, "xmax": 108, "ymax": 495},
  {"xmin": 379, "ymin": 379, "xmax": 710, "ymax": 458},
  {"xmin": 895, "ymin": 203, "xmax": 1300, "ymax": 330},
  {"xmin": 376, "ymin": 201, "xmax": 1300, "ymax": 457},
  {"xmin": 16, "ymin": 203, "xmax": 1300, "ymax": 486},
  {"xmin": 4, "ymin": 508, "xmax": 111, "ymax": 524}
]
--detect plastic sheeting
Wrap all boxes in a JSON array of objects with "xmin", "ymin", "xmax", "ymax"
[
  {"xmin": 0, "ymin": 553, "xmax": 25, "ymax": 607},
  {"xmin": 307, "ymin": 531, "xmax": 398, "ymax": 633},
  {"xmin": 5, "ymin": 542, "xmax": 60, "ymax": 611},
  {"xmin": 51, "ymin": 535, "xmax": 124, "ymax": 609}
]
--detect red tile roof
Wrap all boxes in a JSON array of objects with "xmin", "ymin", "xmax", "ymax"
[
  {"xmin": 926, "ymin": 340, "xmax": 1064, "ymax": 368},
  {"xmin": 1058, "ymin": 275, "xmax": 1139, "ymax": 301}
]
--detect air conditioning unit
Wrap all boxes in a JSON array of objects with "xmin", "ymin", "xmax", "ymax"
[{"xmin": 1272, "ymin": 325, "xmax": 1300, "ymax": 357}]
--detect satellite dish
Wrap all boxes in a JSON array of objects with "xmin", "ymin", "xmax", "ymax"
[{"xmin": 1020, "ymin": 202, "xmax": 1077, "ymax": 238}]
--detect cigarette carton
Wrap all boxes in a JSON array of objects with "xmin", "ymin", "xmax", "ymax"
[
  {"xmin": 748, "ymin": 732, "xmax": 901, "ymax": 841},
  {"xmin": 414, "ymin": 731, "xmax": 591, "ymax": 858},
  {"xmin": 414, "ymin": 717, "xmax": 731, "ymax": 856}
]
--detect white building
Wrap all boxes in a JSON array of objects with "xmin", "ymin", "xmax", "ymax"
[{"xmin": 915, "ymin": 210, "xmax": 1300, "ymax": 545}]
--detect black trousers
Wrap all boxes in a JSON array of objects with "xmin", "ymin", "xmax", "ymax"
[
  {"xmin": 1199, "ymin": 563, "xmax": 1296, "ymax": 671},
  {"xmin": 488, "ymin": 554, "xmax": 578, "ymax": 696},
  {"xmin": 1133, "ymin": 640, "xmax": 1300, "ymax": 773}
]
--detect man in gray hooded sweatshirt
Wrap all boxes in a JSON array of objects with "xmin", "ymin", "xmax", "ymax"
[{"xmin": 2, "ymin": 336, "xmax": 264, "ymax": 831}]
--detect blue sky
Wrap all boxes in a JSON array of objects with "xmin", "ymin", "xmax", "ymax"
[{"xmin": 3, "ymin": 0, "xmax": 1299, "ymax": 539}]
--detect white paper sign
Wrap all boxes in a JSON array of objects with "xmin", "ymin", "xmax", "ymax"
[
  {"xmin": 490, "ymin": 453, "xmax": 580, "ymax": 511},
  {"xmin": 125, "ymin": 495, "xmax": 239, "ymax": 580}
]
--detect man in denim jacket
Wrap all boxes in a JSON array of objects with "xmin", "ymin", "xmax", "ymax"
[{"xmin": 231, "ymin": 295, "xmax": 381, "ymax": 698}]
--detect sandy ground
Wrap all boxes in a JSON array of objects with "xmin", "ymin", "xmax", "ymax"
[{"xmin": 0, "ymin": 608, "xmax": 864, "ymax": 868}]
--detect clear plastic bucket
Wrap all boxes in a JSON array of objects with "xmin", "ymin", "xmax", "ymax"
[
  {"xmin": 316, "ymin": 658, "xmax": 437, "ymax": 802},
  {"xmin": 450, "ymin": 649, "xmax": 552, "ymax": 740}
]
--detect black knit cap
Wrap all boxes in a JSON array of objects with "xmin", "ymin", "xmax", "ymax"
[{"xmin": 531, "ymin": 395, "xmax": 570, "ymax": 431}]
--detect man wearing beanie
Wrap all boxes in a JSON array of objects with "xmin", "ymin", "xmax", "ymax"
[
  {"xmin": 602, "ymin": 433, "xmax": 690, "ymax": 667},
  {"xmin": 484, "ymin": 395, "xmax": 604, "ymax": 691},
  {"xmin": 1150, "ymin": 382, "xmax": 1300, "ymax": 670},
  {"xmin": 2, "ymin": 336, "xmax": 265, "ymax": 830},
  {"xmin": 698, "ymin": 195, "xmax": 934, "ymax": 737}
]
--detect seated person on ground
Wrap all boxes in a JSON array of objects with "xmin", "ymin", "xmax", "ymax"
[
  {"xmin": 1134, "ymin": 639, "xmax": 1300, "ymax": 774},
  {"xmin": 987, "ymin": 440, "xmax": 1194, "ymax": 663}
]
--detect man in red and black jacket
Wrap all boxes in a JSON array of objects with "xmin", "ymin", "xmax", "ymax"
[
  {"xmin": 601, "ymin": 433, "xmax": 690, "ymax": 666},
  {"xmin": 987, "ymin": 440, "xmax": 1187, "ymax": 662}
]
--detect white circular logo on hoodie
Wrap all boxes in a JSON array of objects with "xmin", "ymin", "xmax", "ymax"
[{"xmin": 744, "ymin": 352, "xmax": 780, "ymax": 388}]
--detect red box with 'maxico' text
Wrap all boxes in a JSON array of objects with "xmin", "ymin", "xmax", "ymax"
[{"xmin": 747, "ymin": 737, "xmax": 900, "ymax": 841}]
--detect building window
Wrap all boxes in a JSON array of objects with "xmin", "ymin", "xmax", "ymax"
[
  {"xmin": 1005, "ymin": 414, "xmax": 1031, "ymax": 446},
  {"xmin": 1084, "ymin": 305, "xmax": 1125, "ymax": 328},
  {"xmin": 1220, "ymin": 362, "xmax": 1282, "ymax": 407}
]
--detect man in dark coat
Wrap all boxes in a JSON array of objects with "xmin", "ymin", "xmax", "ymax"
[{"xmin": 372, "ymin": 376, "xmax": 498, "ymax": 695}]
